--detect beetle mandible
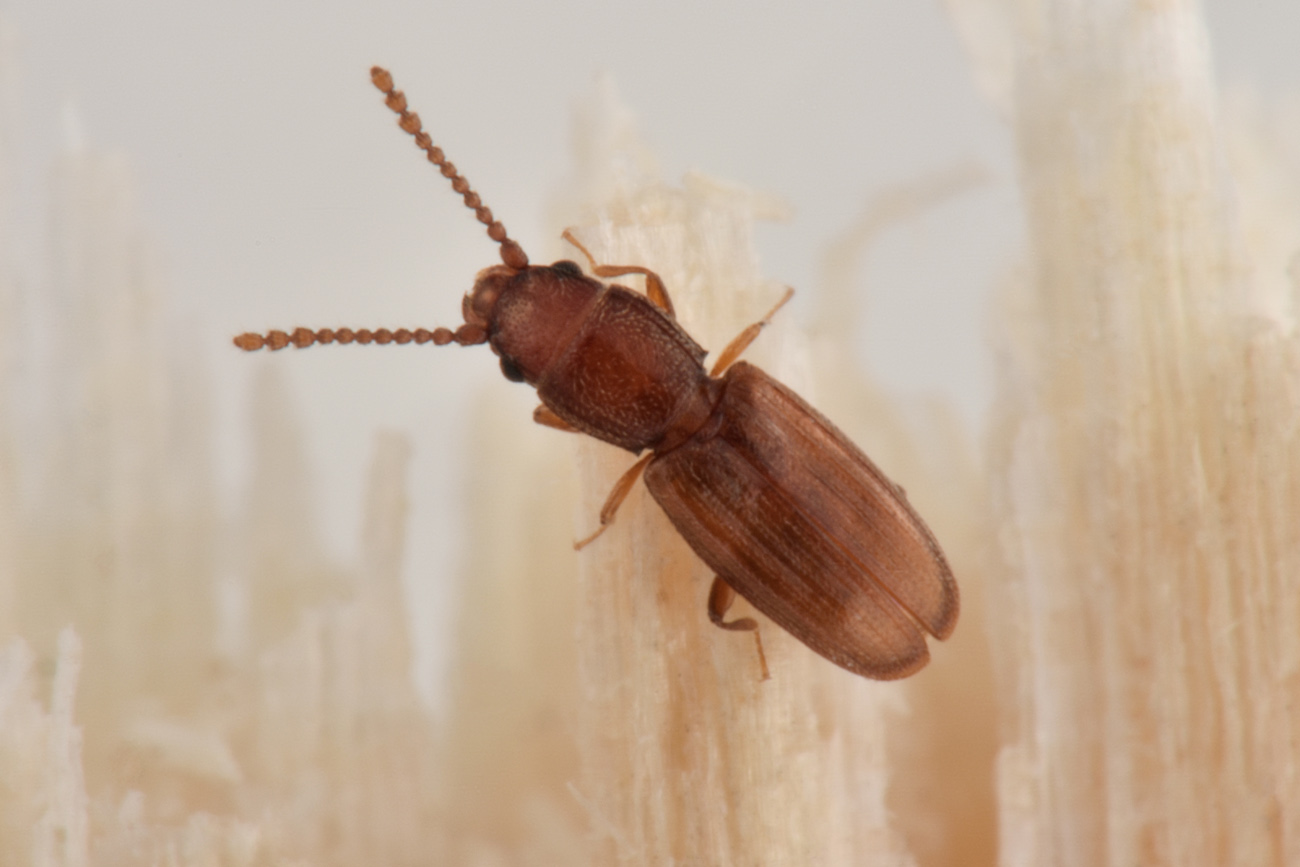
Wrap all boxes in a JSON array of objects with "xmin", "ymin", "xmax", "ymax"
[{"xmin": 234, "ymin": 66, "xmax": 959, "ymax": 680}]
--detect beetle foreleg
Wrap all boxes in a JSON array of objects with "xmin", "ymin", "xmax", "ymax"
[
  {"xmin": 708, "ymin": 286, "xmax": 795, "ymax": 377},
  {"xmin": 707, "ymin": 577, "xmax": 771, "ymax": 681},
  {"xmin": 533, "ymin": 404, "xmax": 579, "ymax": 432},
  {"xmin": 573, "ymin": 452, "xmax": 654, "ymax": 551},
  {"xmin": 562, "ymin": 228, "xmax": 676, "ymax": 318}
]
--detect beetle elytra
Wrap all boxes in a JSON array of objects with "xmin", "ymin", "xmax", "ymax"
[{"xmin": 234, "ymin": 67, "xmax": 959, "ymax": 680}]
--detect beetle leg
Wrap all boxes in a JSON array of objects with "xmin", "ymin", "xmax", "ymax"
[
  {"xmin": 708, "ymin": 577, "xmax": 771, "ymax": 681},
  {"xmin": 533, "ymin": 404, "xmax": 579, "ymax": 432},
  {"xmin": 574, "ymin": 452, "xmax": 654, "ymax": 551},
  {"xmin": 708, "ymin": 287, "xmax": 795, "ymax": 377},
  {"xmin": 562, "ymin": 228, "xmax": 676, "ymax": 318}
]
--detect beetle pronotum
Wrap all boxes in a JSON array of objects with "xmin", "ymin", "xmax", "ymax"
[{"xmin": 235, "ymin": 67, "xmax": 959, "ymax": 680}]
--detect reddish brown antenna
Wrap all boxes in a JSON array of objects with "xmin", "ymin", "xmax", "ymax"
[
  {"xmin": 233, "ymin": 66, "xmax": 522, "ymax": 352},
  {"xmin": 231, "ymin": 326, "xmax": 475, "ymax": 352},
  {"xmin": 370, "ymin": 66, "xmax": 528, "ymax": 271}
]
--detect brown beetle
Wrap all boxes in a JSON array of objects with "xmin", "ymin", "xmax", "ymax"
[{"xmin": 235, "ymin": 67, "xmax": 958, "ymax": 680}]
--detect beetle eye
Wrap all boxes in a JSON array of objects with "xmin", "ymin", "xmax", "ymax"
[
  {"xmin": 499, "ymin": 356, "xmax": 525, "ymax": 382},
  {"xmin": 551, "ymin": 260, "xmax": 583, "ymax": 277}
]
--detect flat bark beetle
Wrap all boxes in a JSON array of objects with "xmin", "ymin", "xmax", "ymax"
[{"xmin": 235, "ymin": 66, "xmax": 959, "ymax": 680}]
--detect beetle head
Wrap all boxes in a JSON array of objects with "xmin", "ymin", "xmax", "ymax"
[
  {"xmin": 475, "ymin": 262, "xmax": 603, "ymax": 385},
  {"xmin": 465, "ymin": 264, "xmax": 517, "ymax": 330}
]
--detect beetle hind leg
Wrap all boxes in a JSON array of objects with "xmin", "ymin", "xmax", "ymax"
[
  {"xmin": 708, "ymin": 577, "xmax": 771, "ymax": 681},
  {"xmin": 562, "ymin": 228, "xmax": 676, "ymax": 318}
]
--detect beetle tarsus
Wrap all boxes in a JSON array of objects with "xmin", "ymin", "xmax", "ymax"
[{"xmin": 708, "ymin": 577, "xmax": 771, "ymax": 680}]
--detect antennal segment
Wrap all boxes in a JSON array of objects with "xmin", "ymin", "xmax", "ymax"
[
  {"xmin": 370, "ymin": 66, "xmax": 529, "ymax": 271},
  {"xmin": 232, "ymin": 324, "xmax": 487, "ymax": 352}
]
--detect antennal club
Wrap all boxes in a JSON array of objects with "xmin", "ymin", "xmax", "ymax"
[{"xmin": 370, "ymin": 66, "xmax": 529, "ymax": 270}]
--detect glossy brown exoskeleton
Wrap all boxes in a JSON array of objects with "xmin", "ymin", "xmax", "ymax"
[{"xmin": 235, "ymin": 66, "xmax": 959, "ymax": 680}]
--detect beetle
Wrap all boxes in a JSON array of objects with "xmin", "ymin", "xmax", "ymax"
[{"xmin": 235, "ymin": 66, "xmax": 958, "ymax": 680}]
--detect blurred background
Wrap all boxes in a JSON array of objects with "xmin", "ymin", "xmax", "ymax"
[{"xmin": 3, "ymin": 0, "xmax": 1296, "ymax": 712}]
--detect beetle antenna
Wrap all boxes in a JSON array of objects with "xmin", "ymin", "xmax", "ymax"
[
  {"xmin": 370, "ymin": 66, "xmax": 529, "ymax": 271},
  {"xmin": 232, "ymin": 325, "xmax": 487, "ymax": 352}
]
